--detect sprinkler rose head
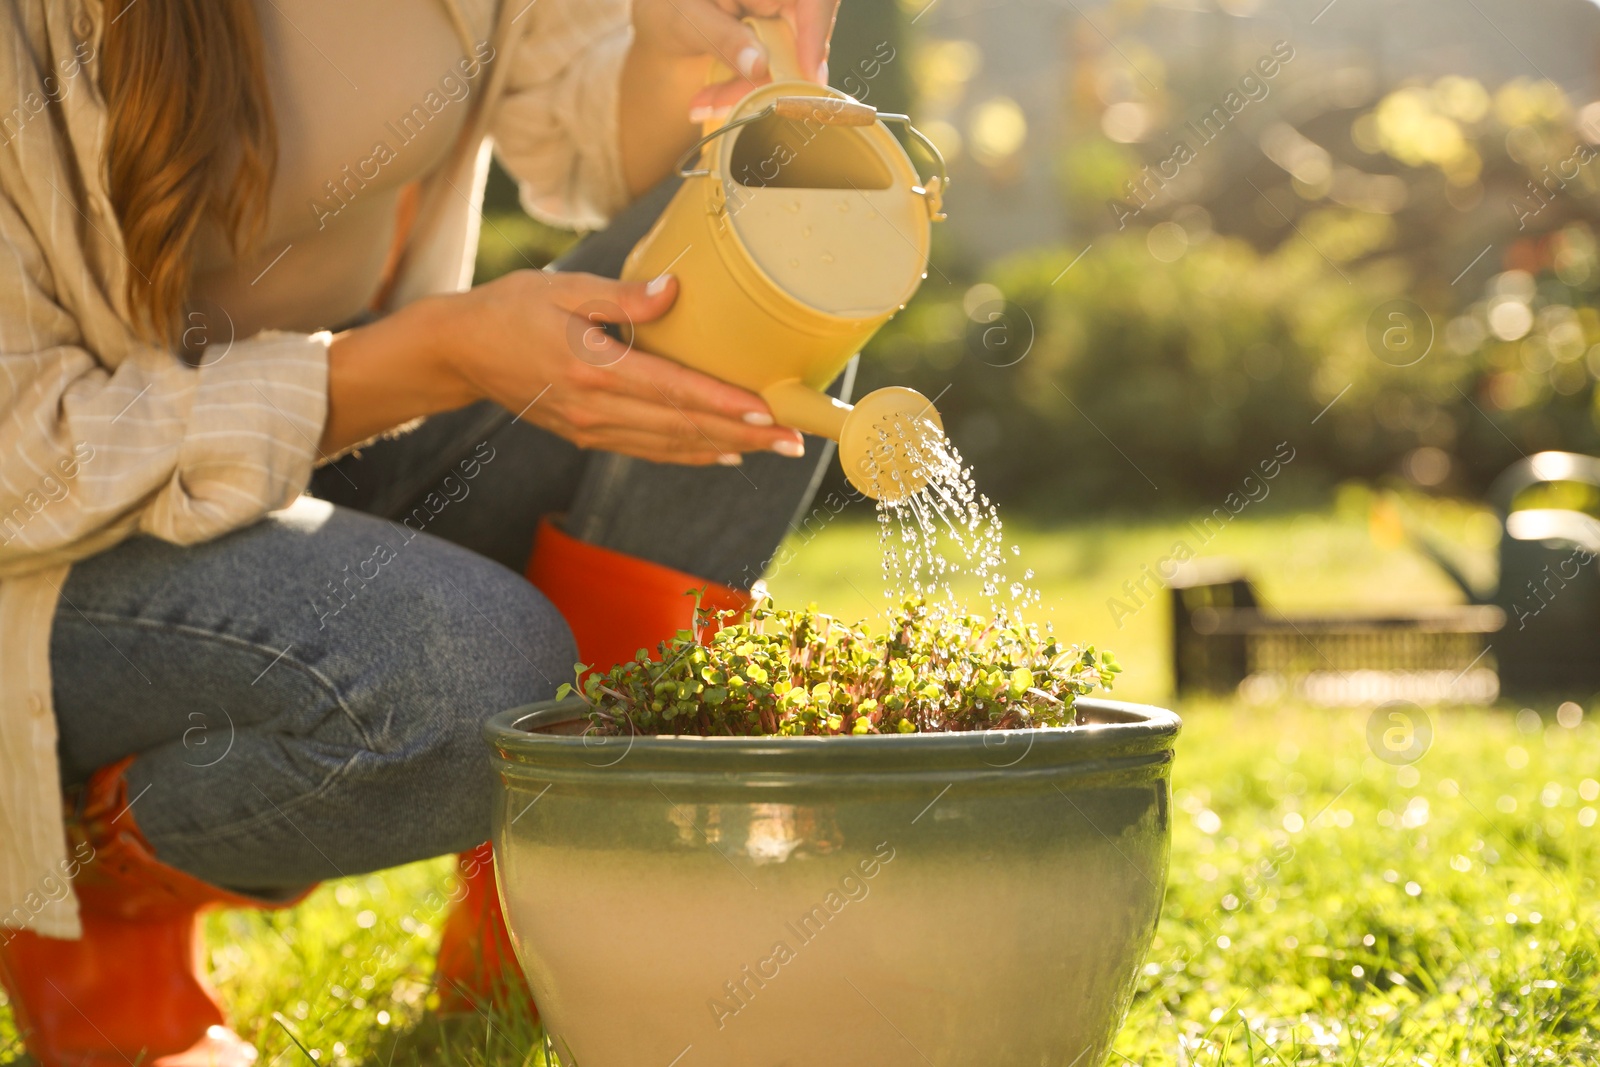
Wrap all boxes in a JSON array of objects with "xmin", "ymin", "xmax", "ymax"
[{"xmin": 837, "ymin": 386, "xmax": 945, "ymax": 503}]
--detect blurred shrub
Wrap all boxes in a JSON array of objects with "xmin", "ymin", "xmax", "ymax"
[
  {"xmin": 1444, "ymin": 225, "xmax": 1600, "ymax": 483},
  {"xmin": 861, "ymin": 211, "xmax": 1412, "ymax": 510},
  {"xmin": 860, "ymin": 219, "xmax": 1600, "ymax": 513},
  {"xmin": 846, "ymin": 72, "xmax": 1600, "ymax": 513}
]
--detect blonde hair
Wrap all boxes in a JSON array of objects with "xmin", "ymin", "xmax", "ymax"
[{"xmin": 102, "ymin": 0, "xmax": 277, "ymax": 343}]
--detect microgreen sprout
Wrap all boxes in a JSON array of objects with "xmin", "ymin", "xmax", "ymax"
[{"xmin": 557, "ymin": 594, "xmax": 1119, "ymax": 737}]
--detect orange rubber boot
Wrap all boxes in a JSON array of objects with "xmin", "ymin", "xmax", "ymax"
[
  {"xmin": 0, "ymin": 758, "xmax": 310, "ymax": 1067},
  {"xmin": 433, "ymin": 843, "xmax": 531, "ymax": 1016},
  {"xmin": 524, "ymin": 516, "xmax": 753, "ymax": 675},
  {"xmin": 432, "ymin": 518, "xmax": 753, "ymax": 1015}
]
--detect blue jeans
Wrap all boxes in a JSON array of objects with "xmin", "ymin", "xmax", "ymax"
[{"xmin": 49, "ymin": 182, "xmax": 851, "ymax": 895}]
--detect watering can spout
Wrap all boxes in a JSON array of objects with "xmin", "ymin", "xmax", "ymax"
[{"xmin": 762, "ymin": 381, "xmax": 944, "ymax": 503}]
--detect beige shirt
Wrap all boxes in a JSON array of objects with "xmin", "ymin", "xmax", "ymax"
[
  {"xmin": 188, "ymin": 0, "xmax": 475, "ymax": 336},
  {"xmin": 1, "ymin": 0, "xmax": 634, "ymax": 939}
]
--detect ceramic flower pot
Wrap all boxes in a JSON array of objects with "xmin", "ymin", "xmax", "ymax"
[{"xmin": 483, "ymin": 697, "xmax": 1180, "ymax": 1067}]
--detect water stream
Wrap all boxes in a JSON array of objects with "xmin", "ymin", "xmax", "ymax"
[{"xmin": 874, "ymin": 420, "xmax": 1039, "ymax": 625}]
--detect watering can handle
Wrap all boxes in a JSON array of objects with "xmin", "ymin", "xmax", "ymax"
[
  {"xmin": 673, "ymin": 103, "xmax": 951, "ymax": 213},
  {"xmin": 679, "ymin": 16, "xmax": 950, "ymax": 215},
  {"xmin": 703, "ymin": 18, "xmax": 808, "ymax": 86},
  {"xmin": 745, "ymin": 17, "xmax": 806, "ymax": 83},
  {"xmin": 772, "ymin": 96, "xmax": 878, "ymax": 125}
]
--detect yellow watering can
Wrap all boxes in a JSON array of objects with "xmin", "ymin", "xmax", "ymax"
[{"xmin": 621, "ymin": 19, "xmax": 949, "ymax": 503}]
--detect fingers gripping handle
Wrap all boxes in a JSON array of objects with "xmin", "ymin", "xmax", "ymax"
[
  {"xmin": 705, "ymin": 17, "xmax": 806, "ymax": 86},
  {"xmin": 746, "ymin": 17, "xmax": 805, "ymax": 83}
]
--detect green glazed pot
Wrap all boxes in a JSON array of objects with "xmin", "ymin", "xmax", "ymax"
[{"xmin": 484, "ymin": 697, "xmax": 1181, "ymax": 1067}]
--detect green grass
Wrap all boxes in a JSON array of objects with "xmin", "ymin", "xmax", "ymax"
[
  {"xmin": 1119, "ymin": 697, "xmax": 1600, "ymax": 1066},
  {"xmin": 4, "ymin": 494, "xmax": 1598, "ymax": 1066}
]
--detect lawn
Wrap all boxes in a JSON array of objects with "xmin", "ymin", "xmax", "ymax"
[{"xmin": 4, "ymin": 494, "xmax": 1598, "ymax": 1066}]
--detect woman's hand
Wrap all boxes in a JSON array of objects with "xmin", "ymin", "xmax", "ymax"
[
  {"xmin": 320, "ymin": 271, "xmax": 804, "ymax": 466},
  {"xmin": 619, "ymin": 0, "xmax": 842, "ymax": 195},
  {"xmin": 631, "ymin": 0, "xmax": 842, "ymax": 117}
]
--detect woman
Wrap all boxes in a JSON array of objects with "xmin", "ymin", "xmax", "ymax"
[{"xmin": 0, "ymin": 0, "xmax": 843, "ymax": 1062}]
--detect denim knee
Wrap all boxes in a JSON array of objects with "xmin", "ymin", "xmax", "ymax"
[
  {"xmin": 436, "ymin": 556, "xmax": 576, "ymax": 717},
  {"xmin": 402, "ymin": 558, "xmax": 572, "ymax": 852},
  {"xmin": 358, "ymin": 542, "xmax": 576, "ymax": 752},
  {"xmin": 300, "ymin": 537, "xmax": 577, "ymax": 865}
]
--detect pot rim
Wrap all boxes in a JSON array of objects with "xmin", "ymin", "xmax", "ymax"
[{"xmin": 485, "ymin": 697, "xmax": 1180, "ymax": 785}]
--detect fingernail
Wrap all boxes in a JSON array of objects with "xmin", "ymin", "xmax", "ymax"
[
  {"xmin": 815, "ymin": 60, "xmax": 828, "ymax": 85},
  {"xmin": 737, "ymin": 45, "xmax": 765, "ymax": 80},
  {"xmin": 772, "ymin": 439, "xmax": 805, "ymax": 458},
  {"xmin": 689, "ymin": 105, "xmax": 714, "ymax": 124},
  {"xmin": 742, "ymin": 411, "xmax": 774, "ymax": 426},
  {"xmin": 646, "ymin": 274, "xmax": 672, "ymax": 297},
  {"xmin": 718, "ymin": 453, "xmax": 744, "ymax": 466}
]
